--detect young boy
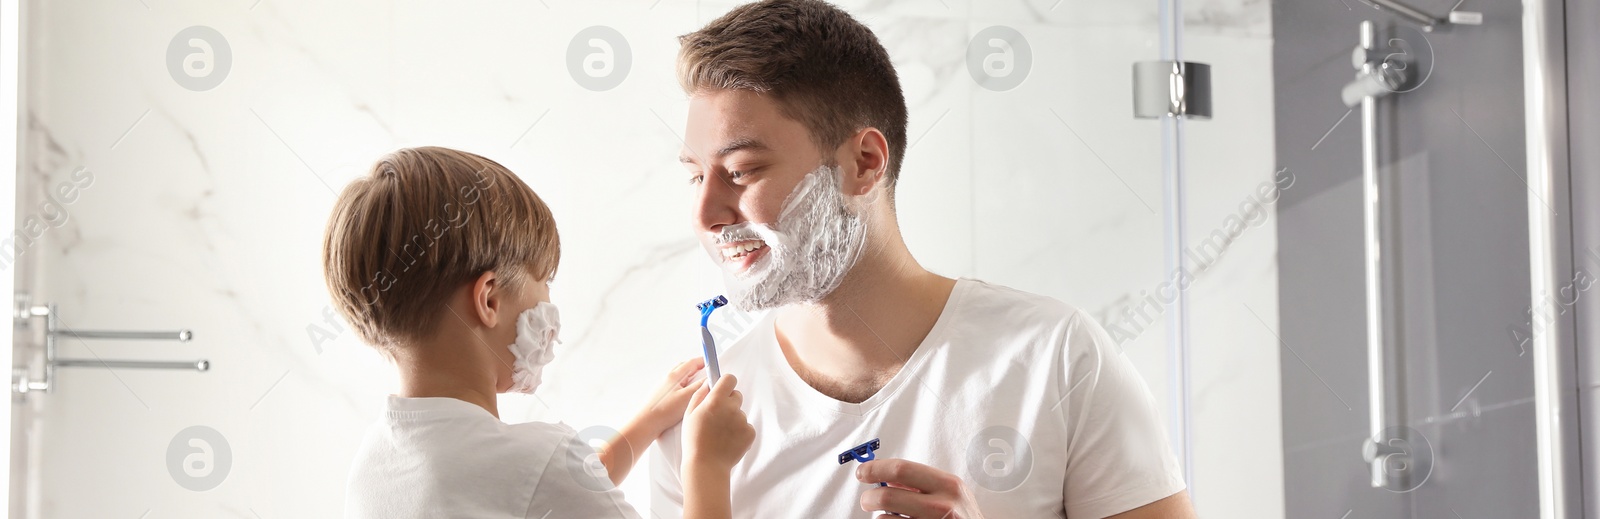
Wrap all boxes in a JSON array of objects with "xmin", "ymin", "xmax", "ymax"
[{"xmin": 324, "ymin": 146, "xmax": 753, "ymax": 518}]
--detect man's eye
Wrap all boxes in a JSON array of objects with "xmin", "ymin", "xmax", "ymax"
[
  {"xmin": 688, "ymin": 174, "xmax": 704, "ymax": 185},
  {"xmin": 729, "ymin": 168, "xmax": 761, "ymax": 182}
]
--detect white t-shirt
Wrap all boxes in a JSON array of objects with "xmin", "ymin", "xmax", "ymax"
[
  {"xmin": 650, "ymin": 279, "xmax": 1185, "ymax": 519},
  {"xmin": 346, "ymin": 395, "xmax": 642, "ymax": 519}
]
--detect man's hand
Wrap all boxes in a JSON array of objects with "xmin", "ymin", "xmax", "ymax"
[{"xmin": 855, "ymin": 458, "xmax": 986, "ymax": 519}]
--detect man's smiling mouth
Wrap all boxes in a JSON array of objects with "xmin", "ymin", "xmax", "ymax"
[{"xmin": 719, "ymin": 239, "xmax": 769, "ymax": 270}]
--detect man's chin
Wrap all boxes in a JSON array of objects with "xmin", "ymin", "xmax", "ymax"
[
  {"xmin": 726, "ymin": 278, "xmax": 780, "ymax": 311},
  {"xmin": 726, "ymin": 272, "xmax": 789, "ymax": 312}
]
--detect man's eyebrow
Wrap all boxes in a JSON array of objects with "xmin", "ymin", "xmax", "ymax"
[
  {"xmin": 680, "ymin": 137, "xmax": 769, "ymax": 165},
  {"xmin": 713, "ymin": 137, "xmax": 768, "ymax": 157}
]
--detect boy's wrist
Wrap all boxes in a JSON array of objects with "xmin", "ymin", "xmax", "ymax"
[
  {"xmin": 684, "ymin": 457, "xmax": 736, "ymax": 477},
  {"xmin": 684, "ymin": 447, "xmax": 739, "ymax": 473},
  {"xmin": 626, "ymin": 407, "xmax": 673, "ymax": 439},
  {"xmin": 597, "ymin": 416, "xmax": 667, "ymax": 487}
]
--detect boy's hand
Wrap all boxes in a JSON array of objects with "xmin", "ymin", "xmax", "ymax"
[
  {"xmin": 683, "ymin": 375, "xmax": 755, "ymax": 473},
  {"xmin": 635, "ymin": 357, "xmax": 708, "ymax": 434},
  {"xmin": 601, "ymin": 357, "xmax": 707, "ymax": 487}
]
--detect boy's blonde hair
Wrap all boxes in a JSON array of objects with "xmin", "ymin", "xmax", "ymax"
[{"xmin": 322, "ymin": 146, "xmax": 560, "ymax": 349}]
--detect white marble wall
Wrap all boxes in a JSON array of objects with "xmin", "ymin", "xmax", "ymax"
[{"xmin": 15, "ymin": 0, "xmax": 1279, "ymax": 517}]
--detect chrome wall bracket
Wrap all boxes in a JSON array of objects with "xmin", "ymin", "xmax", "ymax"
[
  {"xmin": 11, "ymin": 293, "xmax": 208, "ymax": 395},
  {"xmin": 1339, "ymin": 18, "xmax": 1445, "ymax": 108},
  {"xmin": 1133, "ymin": 61, "xmax": 1212, "ymax": 120},
  {"xmin": 1360, "ymin": 0, "xmax": 1482, "ymax": 32}
]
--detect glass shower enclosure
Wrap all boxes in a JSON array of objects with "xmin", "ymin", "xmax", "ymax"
[{"xmin": 1219, "ymin": 0, "xmax": 1579, "ymax": 517}]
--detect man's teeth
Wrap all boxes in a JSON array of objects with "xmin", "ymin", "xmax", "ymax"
[{"xmin": 721, "ymin": 241, "xmax": 765, "ymax": 261}]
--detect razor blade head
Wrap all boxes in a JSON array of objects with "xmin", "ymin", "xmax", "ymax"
[
  {"xmin": 697, "ymin": 295, "xmax": 729, "ymax": 312},
  {"xmin": 837, "ymin": 438, "xmax": 882, "ymax": 465}
]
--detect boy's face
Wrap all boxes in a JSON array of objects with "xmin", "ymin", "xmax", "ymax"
[
  {"xmin": 489, "ymin": 275, "xmax": 551, "ymax": 392},
  {"xmin": 680, "ymin": 89, "xmax": 834, "ymax": 275}
]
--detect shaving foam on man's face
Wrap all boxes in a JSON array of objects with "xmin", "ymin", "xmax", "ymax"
[{"xmin": 702, "ymin": 164, "xmax": 871, "ymax": 311}]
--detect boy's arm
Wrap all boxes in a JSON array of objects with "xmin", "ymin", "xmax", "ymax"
[
  {"xmin": 528, "ymin": 432, "xmax": 645, "ymax": 519},
  {"xmin": 596, "ymin": 417, "xmax": 656, "ymax": 486},
  {"xmin": 681, "ymin": 463, "xmax": 734, "ymax": 519},
  {"xmin": 679, "ymin": 376, "xmax": 753, "ymax": 519},
  {"xmin": 599, "ymin": 359, "xmax": 706, "ymax": 486}
]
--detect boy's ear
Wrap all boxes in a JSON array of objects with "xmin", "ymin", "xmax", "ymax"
[
  {"xmin": 841, "ymin": 127, "xmax": 888, "ymax": 197},
  {"xmin": 470, "ymin": 270, "xmax": 501, "ymax": 329}
]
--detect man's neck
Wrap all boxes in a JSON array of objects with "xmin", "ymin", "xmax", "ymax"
[
  {"xmin": 773, "ymin": 239, "xmax": 957, "ymax": 403},
  {"xmin": 393, "ymin": 339, "xmax": 502, "ymax": 418}
]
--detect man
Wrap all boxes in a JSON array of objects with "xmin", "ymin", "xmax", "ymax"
[{"xmin": 652, "ymin": 1, "xmax": 1197, "ymax": 517}]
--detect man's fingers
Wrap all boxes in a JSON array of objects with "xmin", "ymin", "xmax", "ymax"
[
  {"xmin": 855, "ymin": 458, "xmax": 961, "ymax": 495},
  {"xmin": 860, "ymin": 485, "xmax": 943, "ymax": 519}
]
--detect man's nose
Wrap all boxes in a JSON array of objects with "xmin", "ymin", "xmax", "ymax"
[{"xmin": 694, "ymin": 173, "xmax": 739, "ymax": 233}]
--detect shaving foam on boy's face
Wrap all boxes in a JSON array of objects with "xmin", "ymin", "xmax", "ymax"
[
  {"xmin": 505, "ymin": 301, "xmax": 560, "ymax": 394},
  {"xmin": 703, "ymin": 164, "xmax": 873, "ymax": 311}
]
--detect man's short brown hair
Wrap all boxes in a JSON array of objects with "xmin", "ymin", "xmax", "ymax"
[
  {"xmin": 322, "ymin": 146, "xmax": 560, "ymax": 349},
  {"xmin": 677, "ymin": 0, "xmax": 909, "ymax": 188}
]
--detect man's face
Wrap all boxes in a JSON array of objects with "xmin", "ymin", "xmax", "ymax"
[{"xmin": 680, "ymin": 89, "xmax": 831, "ymax": 275}]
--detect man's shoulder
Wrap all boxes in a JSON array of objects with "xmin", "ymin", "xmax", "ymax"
[
  {"xmin": 945, "ymin": 279, "xmax": 1119, "ymax": 365},
  {"xmin": 956, "ymin": 278, "xmax": 1088, "ymax": 328}
]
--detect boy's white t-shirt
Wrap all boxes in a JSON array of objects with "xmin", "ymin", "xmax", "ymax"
[
  {"xmin": 650, "ymin": 278, "xmax": 1185, "ymax": 519},
  {"xmin": 346, "ymin": 395, "xmax": 642, "ymax": 519}
]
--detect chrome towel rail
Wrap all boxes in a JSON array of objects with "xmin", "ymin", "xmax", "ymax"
[{"xmin": 12, "ymin": 294, "xmax": 208, "ymax": 395}]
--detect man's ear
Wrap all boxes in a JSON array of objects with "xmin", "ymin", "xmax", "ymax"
[
  {"xmin": 469, "ymin": 270, "xmax": 501, "ymax": 329},
  {"xmin": 841, "ymin": 127, "xmax": 889, "ymax": 196}
]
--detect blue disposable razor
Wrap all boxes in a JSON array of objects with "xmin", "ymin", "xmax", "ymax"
[
  {"xmin": 697, "ymin": 296, "xmax": 728, "ymax": 381},
  {"xmin": 838, "ymin": 438, "xmax": 888, "ymax": 487}
]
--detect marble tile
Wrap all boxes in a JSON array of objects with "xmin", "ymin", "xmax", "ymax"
[
  {"xmin": 699, "ymin": 0, "xmax": 974, "ymax": 22},
  {"xmin": 878, "ymin": 17, "xmax": 979, "ymax": 277},
  {"xmin": 970, "ymin": 0, "xmax": 1269, "ymax": 38},
  {"xmin": 1184, "ymin": 0, "xmax": 1271, "ymax": 38},
  {"xmin": 968, "ymin": 22, "xmax": 1169, "ymax": 380},
  {"xmin": 1180, "ymin": 33, "xmax": 1284, "ymax": 519}
]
